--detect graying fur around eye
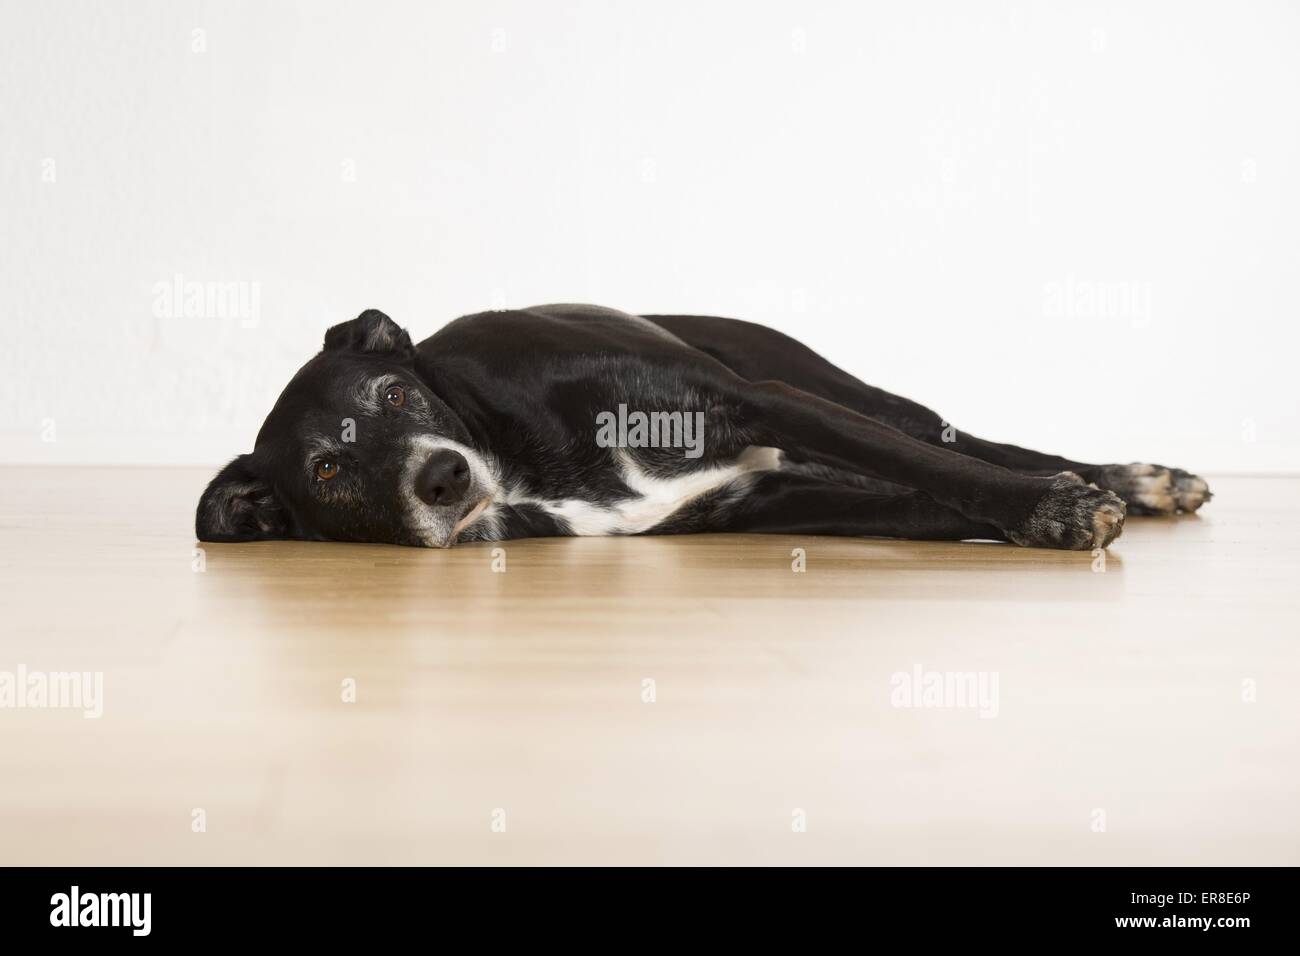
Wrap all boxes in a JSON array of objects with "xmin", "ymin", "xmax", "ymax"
[
  {"xmin": 349, "ymin": 377, "xmax": 388, "ymax": 416},
  {"xmin": 303, "ymin": 436, "xmax": 346, "ymax": 469}
]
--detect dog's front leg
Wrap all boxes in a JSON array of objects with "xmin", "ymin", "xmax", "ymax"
[{"xmin": 732, "ymin": 380, "xmax": 1125, "ymax": 550}]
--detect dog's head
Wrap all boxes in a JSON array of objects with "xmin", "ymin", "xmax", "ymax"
[{"xmin": 196, "ymin": 309, "xmax": 496, "ymax": 547}]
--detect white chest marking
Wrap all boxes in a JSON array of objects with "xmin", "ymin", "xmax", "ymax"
[{"xmin": 502, "ymin": 446, "xmax": 782, "ymax": 536}]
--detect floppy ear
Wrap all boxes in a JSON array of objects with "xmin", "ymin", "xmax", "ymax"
[
  {"xmin": 323, "ymin": 308, "xmax": 414, "ymax": 359},
  {"xmin": 195, "ymin": 455, "xmax": 289, "ymax": 542}
]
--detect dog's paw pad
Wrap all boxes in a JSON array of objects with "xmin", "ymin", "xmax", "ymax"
[{"xmin": 1010, "ymin": 474, "xmax": 1126, "ymax": 550}]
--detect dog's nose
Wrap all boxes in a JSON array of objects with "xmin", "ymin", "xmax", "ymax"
[{"xmin": 415, "ymin": 449, "xmax": 471, "ymax": 507}]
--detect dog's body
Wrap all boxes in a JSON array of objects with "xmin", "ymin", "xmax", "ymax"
[{"xmin": 197, "ymin": 305, "xmax": 1210, "ymax": 550}]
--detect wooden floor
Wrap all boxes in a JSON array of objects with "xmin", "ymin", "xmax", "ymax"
[{"xmin": 0, "ymin": 467, "xmax": 1296, "ymax": 866}]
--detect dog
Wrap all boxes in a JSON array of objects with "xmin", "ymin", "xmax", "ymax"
[{"xmin": 196, "ymin": 305, "xmax": 1210, "ymax": 550}]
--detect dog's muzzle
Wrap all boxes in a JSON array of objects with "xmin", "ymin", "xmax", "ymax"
[{"xmin": 401, "ymin": 436, "xmax": 497, "ymax": 547}]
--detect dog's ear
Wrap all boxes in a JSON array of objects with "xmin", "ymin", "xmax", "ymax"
[
  {"xmin": 323, "ymin": 309, "xmax": 414, "ymax": 360},
  {"xmin": 195, "ymin": 454, "xmax": 289, "ymax": 542}
]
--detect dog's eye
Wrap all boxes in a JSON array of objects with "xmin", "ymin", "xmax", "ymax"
[
  {"xmin": 385, "ymin": 385, "xmax": 406, "ymax": 407},
  {"xmin": 315, "ymin": 461, "xmax": 339, "ymax": 481}
]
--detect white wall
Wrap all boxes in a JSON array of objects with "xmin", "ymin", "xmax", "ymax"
[{"xmin": 2, "ymin": 0, "xmax": 1297, "ymax": 471}]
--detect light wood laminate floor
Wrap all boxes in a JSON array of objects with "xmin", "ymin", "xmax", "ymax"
[{"xmin": 0, "ymin": 467, "xmax": 1296, "ymax": 865}]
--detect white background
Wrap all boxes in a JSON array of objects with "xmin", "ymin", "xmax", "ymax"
[{"xmin": 2, "ymin": 0, "xmax": 1297, "ymax": 471}]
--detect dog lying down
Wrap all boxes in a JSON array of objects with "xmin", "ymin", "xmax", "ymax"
[{"xmin": 196, "ymin": 305, "xmax": 1210, "ymax": 550}]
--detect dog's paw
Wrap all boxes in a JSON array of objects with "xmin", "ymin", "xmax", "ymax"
[
  {"xmin": 1090, "ymin": 463, "xmax": 1211, "ymax": 515},
  {"xmin": 1008, "ymin": 473, "xmax": 1126, "ymax": 550},
  {"xmin": 1169, "ymin": 467, "xmax": 1212, "ymax": 512}
]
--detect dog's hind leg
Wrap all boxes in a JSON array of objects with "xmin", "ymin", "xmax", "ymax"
[
  {"xmin": 864, "ymin": 417, "xmax": 1211, "ymax": 516},
  {"xmin": 725, "ymin": 378, "xmax": 1125, "ymax": 550},
  {"xmin": 646, "ymin": 314, "xmax": 1208, "ymax": 516},
  {"xmin": 873, "ymin": 420, "xmax": 1212, "ymax": 516},
  {"xmin": 929, "ymin": 434, "xmax": 1212, "ymax": 516}
]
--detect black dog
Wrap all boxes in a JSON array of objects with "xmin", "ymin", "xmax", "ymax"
[{"xmin": 196, "ymin": 305, "xmax": 1210, "ymax": 550}]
